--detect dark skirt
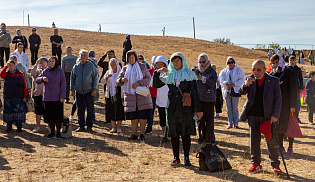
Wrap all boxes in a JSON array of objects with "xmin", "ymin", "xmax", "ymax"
[
  {"xmin": 125, "ymin": 106, "xmax": 152, "ymax": 120},
  {"xmin": 3, "ymin": 98, "xmax": 26, "ymax": 123},
  {"xmin": 44, "ymin": 101, "xmax": 63, "ymax": 123},
  {"xmin": 34, "ymin": 95, "xmax": 44, "ymax": 115},
  {"xmin": 105, "ymin": 90, "xmax": 125, "ymax": 121},
  {"xmin": 215, "ymin": 86, "xmax": 223, "ymax": 113}
]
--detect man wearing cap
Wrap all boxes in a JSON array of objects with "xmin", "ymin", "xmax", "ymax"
[
  {"xmin": 29, "ymin": 27, "xmax": 41, "ymax": 65},
  {"xmin": 10, "ymin": 54, "xmax": 31, "ymax": 93},
  {"xmin": 239, "ymin": 60, "xmax": 282, "ymax": 174},
  {"xmin": 0, "ymin": 23, "xmax": 11, "ymax": 67},
  {"xmin": 12, "ymin": 29, "xmax": 28, "ymax": 52},
  {"xmin": 50, "ymin": 29, "xmax": 63, "ymax": 66}
]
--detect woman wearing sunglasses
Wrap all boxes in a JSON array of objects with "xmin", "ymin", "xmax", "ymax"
[
  {"xmin": 219, "ymin": 57, "xmax": 245, "ymax": 129},
  {"xmin": 195, "ymin": 53, "xmax": 217, "ymax": 144}
]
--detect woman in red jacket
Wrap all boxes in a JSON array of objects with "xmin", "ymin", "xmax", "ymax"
[{"xmin": 0, "ymin": 60, "xmax": 27, "ymax": 132}]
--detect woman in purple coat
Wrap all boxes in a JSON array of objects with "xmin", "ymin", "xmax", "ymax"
[{"xmin": 36, "ymin": 56, "xmax": 66, "ymax": 139}]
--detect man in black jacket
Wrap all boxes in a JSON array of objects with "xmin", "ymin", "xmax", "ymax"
[
  {"xmin": 12, "ymin": 29, "xmax": 28, "ymax": 52},
  {"xmin": 288, "ymin": 55, "xmax": 303, "ymax": 123},
  {"xmin": 50, "ymin": 29, "xmax": 63, "ymax": 65},
  {"xmin": 122, "ymin": 35, "xmax": 132, "ymax": 65},
  {"xmin": 29, "ymin": 27, "xmax": 41, "ymax": 65}
]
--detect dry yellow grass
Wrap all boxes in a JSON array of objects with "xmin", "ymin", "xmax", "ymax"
[{"xmin": 0, "ymin": 26, "xmax": 314, "ymax": 181}]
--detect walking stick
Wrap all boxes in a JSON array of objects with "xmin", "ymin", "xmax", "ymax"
[{"xmin": 272, "ymin": 123, "xmax": 290, "ymax": 179}]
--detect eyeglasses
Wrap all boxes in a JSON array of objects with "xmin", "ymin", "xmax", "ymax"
[
  {"xmin": 199, "ymin": 61, "xmax": 206, "ymax": 63},
  {"xmin": 138, "ymin": 58, "xmax": 143, "ymax": 60},
  {"xmin": 227, "ymin": 62, "xmax": 235, "ymax": 64}
]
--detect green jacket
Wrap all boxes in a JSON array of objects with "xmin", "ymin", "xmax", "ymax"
[{"xmin": 16, "ymin": 63, "xmax": 31, "ymax": 89}]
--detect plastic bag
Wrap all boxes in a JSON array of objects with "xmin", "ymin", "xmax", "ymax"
[{"xmin": 285, "ymin": 113, "xmax": 303, "ymax": 138}]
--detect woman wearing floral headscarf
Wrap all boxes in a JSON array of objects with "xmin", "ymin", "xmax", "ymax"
[
  {"xmin": 101, "ymin": 58, "xmax": 124, "ymax": 133},
  {"xmin": 153, "ymin": 52, "xmax": 202, "ymax": 167},
  {"xmin": 270, "ymin": 54, "xmax": 297, "ymax": 155}
]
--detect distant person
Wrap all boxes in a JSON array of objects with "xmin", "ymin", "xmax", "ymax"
[
  {"xmin": 277, "ymin": 48, "xmax": 283, "ymax": 58},
  {"xmin": 61, "ymin": 46, "xmax": 78, "ymax": 103},
  {"xmin": 195, "ymin": 53, "xmax": 217, "ymax": 144},
  {"xmin": 52, "ymin": 22, "xmax": 56, "ymax": 28},
  {"xmin": 1, "ymin": 60, "xmax": 27, "ymax": 132},
  {"xmin": 12, "ymin": 29, "xmax": 28, "ymax": 52},
  {"xmin": 117, "ymin": 50, "xmax": 153, "ymax": 141},
  {"xmin": 308, "ymin": 51, "xmax": 314, "ymax": 66},
  {"xmin": 31, "ymin": 57, "xmax": 49, "ymax": 132},
  {"xmin": 219, "ymin": 57, "xmax": 245, "ymax": 129},
  {"xmin": 10, "ymin": 42, "xmax": 30, "ymax": 71},
  {"xmin": 50, "ymin": 29, "xmax": 63, "ymax": 65},
  {"xmin": 71, "ymin": 50, "xmax": 98, "ymax": 132},
  {"xmin": 239, "ymin": 60, "xmax": 282, "ymax": 174},
  {"xmin": 305, "ymin": 71, "xmax": 315, "ymax": 125},
  {"xmin": 283, "ymin": 47, "xmax": 289, "ymax": 62},
  {"xmin": 288, "ymin": 55, "xmax": 304, "ymax": 123},
  {"xmin": 152, "ymin": 52, "xmax": 202, "ymax": 167},
  {"xmin": 212, "ymin": 64, "xmax": 223, "ymax": 117},
  {"xmin": 272, "ymin": 49, "xmax": 275, "ymax": 55},
  {"xmin": 36, "ymin": 56, "xmax": 66, "ymax": 139},
  {"xmin": 88, "ymin": 50, "xmax": 100, "ymax": 103},
  {"xmin": 29, "ymin": 27, "xmax": 41, "ymax": 65},
  {"xmin": 10, "ymin": 55, "xmax": 31, "ymax": 93},
  {"xmin": 300, "ymin": 50, "xmax": 305, "ymax": 64},
  {"xmin": 291, "ymin": 48, "xmax": 295, "ymax": 56},
  {"xmin": 270, "ymin": 54, "xmax": 297, "ymax": 156},
  {"xmin": 100, "ymin": 58, "xmax": 124, "ymax": 133},
  {"xmin": 267, "ymin": 50, "xmax": 273, "ymax": 61},
  {"xmin": 0, "ymin": 23, "xmax": 11, "ymax": 67},
  {"xmin": 122, "ymin": 35, "xmax": 132, "ymax": 65}
]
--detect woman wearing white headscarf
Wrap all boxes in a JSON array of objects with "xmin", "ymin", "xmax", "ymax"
[
  {"xmin": 152, "ymin": 52, "xmax": 202, "ymax": 167},
  {"xmin": 270, "ymin": 54, "xmax": 297, "ymax": 155},
  {"xmin": 101, "ymin": 58, "xmax": 124, "ymax": 133},
  {"xmin": 117, "ymin": 50, "xmax": 153, "ymax": 141},
  {"xmin": 219, "ymin": 57, "xmax": 245, "ymax": 129}
]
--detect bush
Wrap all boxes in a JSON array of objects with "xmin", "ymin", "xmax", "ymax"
[{"xmin": 213, "ymin": 38, "xmax": 233, "ymax": 45}]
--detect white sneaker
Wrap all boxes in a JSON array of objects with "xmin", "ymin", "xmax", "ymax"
[
  {"xmin": 117, "ymin": 128, "xmax": 122, "ymax": 133},
  {"xmin": 33, "ymin": 127, "xmax": 40, "ymax": 133},
  {"xmin": 110, "ymin": 128, "xmax": 117, "ymax": 133},
  {"xmin": 69, "ymin": 115, "xmax": 74, "ymax": 121}
]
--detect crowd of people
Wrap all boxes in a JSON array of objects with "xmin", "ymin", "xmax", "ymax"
[{"xmin": 0, "ymin": 23, "xmax": 314, "ymax": 174}]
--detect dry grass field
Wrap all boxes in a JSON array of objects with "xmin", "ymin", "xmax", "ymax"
[{"xmin": 0, "ymin": 26, "xmax": 314, "ymax": 181}]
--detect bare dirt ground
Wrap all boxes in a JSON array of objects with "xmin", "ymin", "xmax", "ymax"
[{"xmin": 0, "ymin": 26, "xmax": 314, "ymax": 181}]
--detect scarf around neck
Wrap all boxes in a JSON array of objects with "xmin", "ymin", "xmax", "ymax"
[{"xmin": 108, "ymin": 58, "xmax": 121, "ymax": 101}]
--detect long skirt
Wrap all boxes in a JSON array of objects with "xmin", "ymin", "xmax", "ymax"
[
  {"xmin": 44, "ymin": 101, "xmax": 63, "ymax": 123},
  {"xmin": 3, "ymin": 98, "xmax": 26, "ymax": 124},
  {"xmin": 105, "ymin": 91, "xmax": 125, "ymax": 121}
]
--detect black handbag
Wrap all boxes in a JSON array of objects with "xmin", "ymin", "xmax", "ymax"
[
  {"xmin": 196, "ymin": 144, "xmax": 232, "ymax": 172},
  {"xmin": 229, "ymin": 75, "xmax": 241, "ymax": 97}
]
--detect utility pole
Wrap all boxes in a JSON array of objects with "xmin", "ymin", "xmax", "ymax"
[
  {"xmin": 193, "ymin": 17, "xmax": 195, "ymax": 39},
  {"xmin": 28, "ymin": 14, "xmax": 30, "ymax": 27},
  {"xmin": 162, "ymin": 27, "xmax": 165, "ymax": 36},
  {"xmin": 23, "ymin": 11, "xmax": 24, "ymax": 26}
]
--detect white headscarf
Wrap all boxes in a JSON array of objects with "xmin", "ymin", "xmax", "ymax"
[
  {"xmin": 108, "ymin": 58, "xmax": 121, "ymax": 101},
  {"xmin": 123, "ymin": 50, "xmax": 143, "ymax": 95}
]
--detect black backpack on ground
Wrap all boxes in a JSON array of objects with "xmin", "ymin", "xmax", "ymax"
[{"xmin": 196, "ymin": 144, "xmax": 232, "ymax": 172}]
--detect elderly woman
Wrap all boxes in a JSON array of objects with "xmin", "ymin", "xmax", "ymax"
[
  {"xmin": 0, "ymin": 60, "xmax": 27, "ymax": 132},
  {"xmin": 117, "ymin": 50, "xmax": 153, "ymax": 141},
  {"xmin": 153, "ymin": 52, "xmax": 202, "ymax": 167},
  {"xmin": 219, "ymin": 57, "xmax": 245, "ymax": 129},
  {"xmin": 37, "ymin": 56, "xmax": 66, "ymax": 139},
  {"xmin": 269, "ymin": 54, "xmax": 297, "ymax": 155},
  {"xmin": 31, "ymin": 57, "xmax": 48, "ymax": 132},
  {"xmin": 195, "ymin": 53, "xmax": 217, "ymax": 144},
  {"xmin": 101, "ymin": 58, "xmax": 124, "ymax": 133}
]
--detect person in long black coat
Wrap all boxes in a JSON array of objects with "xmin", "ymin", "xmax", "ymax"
[
  {"xmin": 269, "ymin": 54, "xmax": 297, "ymax": 155},
  {"xmin": 122, "ymin": 35, "xmax": 132, "ymax": 65}
]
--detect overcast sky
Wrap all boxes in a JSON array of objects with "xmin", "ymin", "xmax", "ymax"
[{"xmin": 1, "ymin": 0, "xmax": 315, "ymax": 49}]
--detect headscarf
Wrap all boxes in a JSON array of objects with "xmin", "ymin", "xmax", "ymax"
[
  {"xmin": 198, "ymin": 53, "xmax": 211, "ymax": 73},
  {"xmin": 226, "ymin": 56, "xmax": 237, "ymax": 66},
  {"xmin": 151, "ymin": 56, "xmax": 158, "ymax": 68},
  {"xmin": 89, "ymin": 50, "xmax": 95, "ymax": 58},
  {"xmin": 108, "ymin": 58, "xmax": 121, "ymax": 101},
  {"xmin": 48, "ymin": 58, "xmax": 59, "ymax": 71},
  {"xmin": 123, "ymin": 50, "xmax": 143, "ymax": 94},
  {"xmin": 160, "ymin": 52, "xmax": 197, "ymax": 86},
  {"xmin": 126, "ymin": 35, "xmax": 130, "ymax": 39}
]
